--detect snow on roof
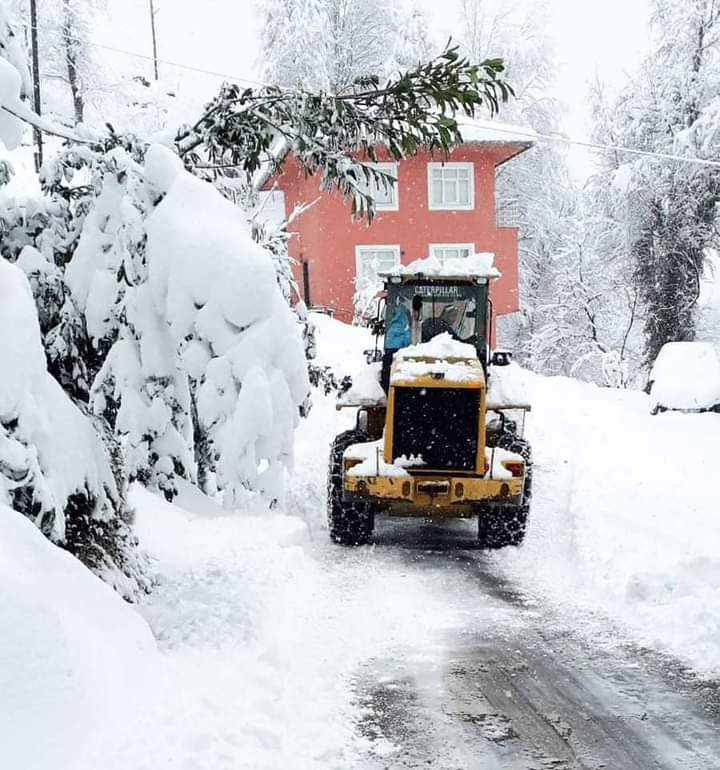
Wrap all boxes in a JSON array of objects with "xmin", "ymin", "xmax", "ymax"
[
  {"xmin": 456, "ymin": 117, "xmax": 537, "ymax": 145},
  {"xmin": 257, "ymin": 116, "xmax": 535, "ymax": 189},
  {"xmin": 253, "ymin": 135, "xmax": 291, "ymax": 191},
  {"xmin": 386, "ymin": 252, "xmax": 500, "ymax": 280}
]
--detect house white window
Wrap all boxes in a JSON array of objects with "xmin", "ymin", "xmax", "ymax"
[
  {"xmin": 357, "ymin": 162, "xmax": 399, "ymax": 211},
  {"xmin": 354, "ymin": 245, "xmax": 401, "ymax": 316},
  {"xmin": 429, "ymin": 243, "xmax": 475, "ymax": 263},
  {"xmin": 355, "ymin": 245, "xmax": 401, "ymax": 286},
  {"xmin": 427, "ymin": 162, "xmax": 474, "ymax": 210}
]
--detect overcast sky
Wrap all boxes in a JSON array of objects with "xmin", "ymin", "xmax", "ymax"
[{"xmin": 97, "ymin": 0, "xmax": 652, "ymax": 177}]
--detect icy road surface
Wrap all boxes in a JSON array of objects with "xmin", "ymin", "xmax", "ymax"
[{"xmin": 341, "ymin": 519, "xmax": 720, "ymax": 769}]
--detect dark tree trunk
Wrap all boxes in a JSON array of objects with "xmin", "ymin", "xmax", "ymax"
[
  {"xmin": 29, "ymin": 0, "xmax": 43, "ymax": 170},
  {"xmin": 62, "ymin": 0, "xmax": 84, "ymax": 125}
]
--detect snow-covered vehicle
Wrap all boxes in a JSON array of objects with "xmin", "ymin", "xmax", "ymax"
[
  {"xmin": 328, "ymin": 255, "xmax": 532, "ymax": 548},
  {"xmin": 648, "ymin": 341, "xmax": 720, "ymax": 414}
]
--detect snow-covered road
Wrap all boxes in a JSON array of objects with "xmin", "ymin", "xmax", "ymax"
[
  {"xmin": 346, "ymin": 520, "xmax": 720, "ymax": 769},
  {"xmin": 113, "ymin": 499, "xmax": 720, "ymax": 770},
  {"xmin": 27, "ymin": 314, "xmax": 720, "ymax": 770}
]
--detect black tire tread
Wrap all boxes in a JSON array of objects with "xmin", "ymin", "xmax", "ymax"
[
  {"xmin": 327, "ymin": 429, "xmax": 375, "ymax": 545},
  {"xmin": 478, "ymin": 433, "xmax": 533, "ymax": 549}
]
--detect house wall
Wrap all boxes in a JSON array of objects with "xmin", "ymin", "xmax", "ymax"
[{"xmin": 271, "ymin": 145, "xmax": 524, "ymax": 322}]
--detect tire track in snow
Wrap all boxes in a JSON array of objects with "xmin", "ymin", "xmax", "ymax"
[{"xmin": 341, "ymin": 518, "xmax": 720, "ymax": 769}]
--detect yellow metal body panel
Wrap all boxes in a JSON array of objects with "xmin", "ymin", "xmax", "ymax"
[
  {"xmin": 345, "ymin": 348, "xmax": 526, "ymax": 518},
  {"xmin": 343, "ymin": 471, "xmax": 524, "ymax": 516}
]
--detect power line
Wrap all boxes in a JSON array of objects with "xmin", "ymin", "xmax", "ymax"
[
  {"xmin": 88, "ymin": 40, "xmax": 272, "ymax": 89},
  {"xmin": 25, "ymin": 23, "xmax": 285, "ymax": 91},
  {"xmin": 468, "ymin": 122, "xmax": 720, "ymax": 170},
  {"xmin": 19, "ymin": 28, "xmax": 720, "ymax": 169}
]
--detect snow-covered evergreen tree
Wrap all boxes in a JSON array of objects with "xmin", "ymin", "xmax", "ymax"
[
  {"xmin": 259, "ymin": 0, "xmax": 434, "ymax": 94},
  {"xmin": 259, "ymin": 0, "xmax": 331, "ymax": 91},
  {"xmin": 11, "ymin": 0, "xmax": 107, "ymax": 125},
  {"xmin": 0, "ymin": 10, "xmax": 149, "ymax": 595},
  {"xmin": 590, "ymin": 0, "xmax": 720, "ymax": 366},
  {"xmin": 0, "ymin": 257, "xmax": 147, "ymax": 597}
]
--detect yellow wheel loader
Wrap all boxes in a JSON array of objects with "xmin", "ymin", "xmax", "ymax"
[{"xmin": 327, "ymin": 267, "xmax": 532, "ymax": 547}]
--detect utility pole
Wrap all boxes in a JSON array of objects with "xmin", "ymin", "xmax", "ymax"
[
  {"xmin": 149, "ymin": 0, "xmax": 159, "ymax": 80},
  {"xmin": 29, "ymin": 0, "xmax": 43, "ymax": 171}
]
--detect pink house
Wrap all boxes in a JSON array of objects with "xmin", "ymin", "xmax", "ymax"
[{"xmin": 261, "ymin": 120, "xmax": 534, "ymax": 322}]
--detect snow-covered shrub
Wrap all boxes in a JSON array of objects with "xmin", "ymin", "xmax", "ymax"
[
  {"xmin": 143, "ymin": 145, "xmax": 309, "ymax": 505},
  {"xmin": 0, "ymin": 258, "xmax": 146, "ymax": 597},
  {"xmin": 55, "ymin": 142, "xmax": 309, "ymax": 506}
]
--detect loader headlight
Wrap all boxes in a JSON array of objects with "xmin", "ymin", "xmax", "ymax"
[{"xmin": 503, "ymin": 461, "xmax": 524, "ymax": 478}]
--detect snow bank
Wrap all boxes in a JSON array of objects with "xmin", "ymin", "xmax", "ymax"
[
  {"xmin": 648, "ymin": 341, "xmax": 720, "ymax": 411},
  {"xmin": 388, "ymin": 252, "xmax": 500, "ymax": 279},
  {"xmin": 288, "ymin": 314, "xmax": 374, "ymax": 533},
  {"xmin": 0, "ymin": 502, "xmax": 156, "ymax": 770},
  {"xmin": 497, "ymin": 371, "xmax": 720, "ymax": 677},
  {"xmin": 75, "ymin": 484, "xmax": 359, "ymax": 769},
  {"xmin": 0, "ymin": 259, "xmax": 118, "ymax": 539},
  {"xmin": 457, "ymin": 117, "xmax": 538, "ymax": 145}
]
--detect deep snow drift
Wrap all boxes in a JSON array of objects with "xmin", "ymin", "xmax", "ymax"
[
  {"xmin": 497, "ymin": 368, "xmax": 720, "ymax": 677},
  {"xmin": 0, "ymin": 502, "xmax": 156, "ymax": 770}
]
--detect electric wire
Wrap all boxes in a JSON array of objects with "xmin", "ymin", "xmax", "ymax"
[{"xmin": 21, "ymin": 29, "xmax": 720, "ymax": 169}]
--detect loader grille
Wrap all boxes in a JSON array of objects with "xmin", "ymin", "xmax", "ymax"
[{"xmin": 392, "ymin": 387, "xmax": 480, "ymax": 471}]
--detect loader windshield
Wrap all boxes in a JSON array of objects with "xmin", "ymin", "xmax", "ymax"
[{"xmin": 384, "ymin": 280, "xmax": 489, "ymax": 358}]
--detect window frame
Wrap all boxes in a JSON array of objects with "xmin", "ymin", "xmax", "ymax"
[
  {"xmin": 428, "ymin": 243, "xmax": 476, "ymax": 263},
  {"xmin": 427, "ymin": 162, "xmax": 475, "ymax": 211},
  {"xmin": 358, "ymin": 161, "xmax": 399, "ymax": 212},
  {"xmin": 355, "ymin": 244, "xmax": 402, "ymax": 285}
]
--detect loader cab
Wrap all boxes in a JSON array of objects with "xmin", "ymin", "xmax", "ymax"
[{"xmin": 378, "ymin": 275, "xmax": 491, "ymax": 391}]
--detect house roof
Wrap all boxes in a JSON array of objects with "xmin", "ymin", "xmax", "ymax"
[
  {"xmin": 254, "ymin": 117, "xmax": 536, "ymax": 189},
  {"xmin": 455, "ymin": 117, "xmax": 536, "ymax": 166},
  {"xmin": 456, "ymin": 117, "xmax": 538, "ymax": 145}
]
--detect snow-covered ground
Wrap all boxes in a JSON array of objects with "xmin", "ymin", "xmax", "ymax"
[
  {"xmin": 4, "ymin": 312, "xmax": 720, "ymax": 769},
  {"xmin": 500, "ymin": 371, "xmax": 720, "ymax": 674}
]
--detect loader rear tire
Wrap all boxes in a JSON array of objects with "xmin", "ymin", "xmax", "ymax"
[
  {"xmin": 478, "ymin": 503, "xmax": 529, "ymax": 548},
  {"xmin": 478, "ymin": 433, "xmax": 533, "ymax": 548},
  {"xmin": 327, "ymin": 429, "xmax": 375, "ymax": 546}
]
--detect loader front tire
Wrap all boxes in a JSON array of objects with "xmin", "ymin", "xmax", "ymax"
[
  {"xmin": 478, "ymin": 433, "xmax": 533, "ymax": 548},
  {"xmin": 327, "ymin": 429, "xmax": 375, "ymax": 545}
]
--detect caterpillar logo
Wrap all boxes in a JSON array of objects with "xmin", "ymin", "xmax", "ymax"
[{"xmin": 414, "ymin": 285, "xmax": 461, "ymax": 297}]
